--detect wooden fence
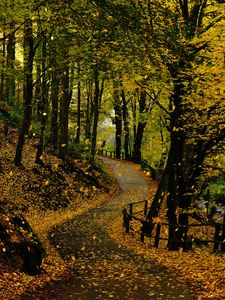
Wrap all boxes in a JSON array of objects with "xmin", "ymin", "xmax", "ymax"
[
  {"xmin": 97, "ymin": 149, "xmax": 126, "ymax": 159},
  {"xmin": 123, "ymin": 200, "xmax": 225, "ymax": 252},
  {"xmin": 97, "ymin": 149, "xmax": 161, "ymax": 181},
  {"xmin": 98, "ymin": 149, "xmax": 225, "ymax": 252}
]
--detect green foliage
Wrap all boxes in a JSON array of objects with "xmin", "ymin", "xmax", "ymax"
[
  {"xmin": 203, "ymin": 184, "xmax": 225, "ymax": 205},
  {"xmin": 92, "ymin": 156, "xmax": 111, "ymax": 182},
  {"xmin": 67, "ymin": 140, "xmax": 90, "ymax": 160}
]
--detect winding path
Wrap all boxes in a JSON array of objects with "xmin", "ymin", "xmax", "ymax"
[{"xmin": 21, "ymin": 158, "xmax": 195, "ymax": 299}]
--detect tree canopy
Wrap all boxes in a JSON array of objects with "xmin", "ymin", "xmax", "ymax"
[{"xmin": 0, "ymin": 0, "xmax": 225, "ymax": 250}]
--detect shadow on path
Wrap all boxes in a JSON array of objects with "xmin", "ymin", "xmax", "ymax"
[{"xmin": 20, "ymin": 158, "xmax": 196, "ymax": 300}]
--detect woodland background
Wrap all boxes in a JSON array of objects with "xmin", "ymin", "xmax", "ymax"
[{"xmin": 0, "ymin": 0, "xmax": 225, "ymax": 298}]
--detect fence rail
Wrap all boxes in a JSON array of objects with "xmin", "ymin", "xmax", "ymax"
[
  {"xmin": 97, "ymin": 149, "xmax": 126, "ymax": 159},
  {"xmin": 123, "ymin": 200, "xmax": 225, "ymax": 252},
  {"xmin": 97, "ymin": 149, "xmax": 158, "ymax": 180},
  {"xmin": 98, "ymin": 149, "xmax": 225, "ymax": 253}
]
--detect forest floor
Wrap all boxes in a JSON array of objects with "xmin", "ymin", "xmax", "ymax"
[
  {"xmin": 19, "ymin": 158, "xmax": 195, "ymax": 300},
  {"xmin": 0, "ymin": 125, "xmax": 225, "ymax": 299},
  {"xmin": 0, "ymin": 125, "xmax": 119, "ymax": 299}
]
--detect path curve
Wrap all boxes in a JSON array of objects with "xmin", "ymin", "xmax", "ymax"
[{"xmin": 21, "ymin": 158, "xmax": 195, "ymax": 300}]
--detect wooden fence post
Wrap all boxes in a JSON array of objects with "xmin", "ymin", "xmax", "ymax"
[
  {"xmin": 214, "ymin": 223, "xmax": 221, "ymax": 252},
  {"xmin": 129, "ymin": 203, "xmax": 133, "ymax": 221},
  {"xmin": 154, "ymin": 224, "xmax": 161, "ymax": 248},
  {"xmin": 140, "ymin": 220, "xmax": 145, "ymax": 242},
  {"xmin": 144, "ymin": 200, "xmax": 148, "ymax": 217},
  {"xmin": 221, "ymin": 216, "xmax": 225, "ymax": 252},
  {"xmin": 123, "ymin": 208, "xmax": 130, "ymax": 233}
]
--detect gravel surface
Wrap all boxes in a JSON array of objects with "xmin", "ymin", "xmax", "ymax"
[{"xmin": 20, "ymin": 158, "xmax": 196, "ymax": 300}]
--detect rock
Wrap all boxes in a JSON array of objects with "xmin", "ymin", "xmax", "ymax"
[{"xmin": 0, "ymin": 202, "xmax": 45, "ymax": 275}]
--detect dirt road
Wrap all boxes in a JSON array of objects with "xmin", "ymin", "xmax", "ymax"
[{"xmin": 21, "ymin": 158, "xmax": 195, "ymax": 299}]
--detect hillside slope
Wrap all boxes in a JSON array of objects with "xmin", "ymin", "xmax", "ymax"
[{"xmin": 0, "ymin": 123, "xmax": 118, "ymax": 299}]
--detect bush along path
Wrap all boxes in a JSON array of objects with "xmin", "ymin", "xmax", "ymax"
[{"xmin": 20, "ymin": 158, "xmax": 195, "ymax": 300}]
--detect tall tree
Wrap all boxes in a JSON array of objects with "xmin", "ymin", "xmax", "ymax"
[
  {"xmin": 59, "ymin": 60, "xmax": 70, "ymax": 160},
  {"xmin": 90, "ymin": 63, "xmax": 104, "ymax": 165},
  {"xmin": 74, "ymin": 60, "xmax": 81, "ymax": 144},
  {"xmin": 132, "ymin": 90, "xmax": 148, "ymax": 162},
  {"xmin": 113, "ymin": 79, "xmax": 122, "ymax": 159},
  {"xmin": 6, "ymin": 21, "xmax": 16, "ymax": 105},
  {"xmin": 35, "ymin": 40, "xmax": 48, "ymax": 164},
  {"xmin": 121, "ymin": 86, "xmax": 130, "ymax": 159},
  {"xmin": 14, "ymin": 18, "xmax": 34, "ymax": 166}
]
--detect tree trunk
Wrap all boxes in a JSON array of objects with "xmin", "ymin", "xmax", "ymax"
[
  {"xmin": 75, "ymin": 61, "xmax": 81, "ymax": 144},
  {"xmin": 85, "ymin": 79, "xmax": 93, "ymax": 140},
  {"xmin": 146, "ymin": 73, "xmax": 187, "ymax": 250},
  {"xmin": 121, "ymin": 88, "xmax": 130, "ymax": 159},
  {"xmin": 113, "ymin": 79, "xmax": 122, "ymax": 159},
  {"xmin": 34, "ymin": 58, "xmax": 42, "ymax": 120},
  {"xmin": 132, "ymin": 90, "xmax": 147, "ymax": 162},
  {"xmin": 166, "ymin": 129, "xmax": 185, "ymax": 250},
  {"xmin": 14, "ymin": 19, "xmax": 34, "ymax": 166},
  {"xmin": 59, "ymin": 63, "xmax": 70, "ymax": 160},
  {"xmin": 90, "ymin": 65, "xmax": 104, "ymax": 165},
  {"xmin": 35, "ymin": 41, "xmax": 47, "ymax": 164},
  {"xmin": 6, "ymin": 22, "xmax": 16, "ymax": 105},
  {"xmin": 0, "ymin": 19, "xmax": 6, "ymax": 99},
  {"xmin": 50, "ymin": 65, "xmax": 60, "ymax": 150},
  {"xmin": 132, "ymin": 94, "xmax": 137, "ymax": 147}
]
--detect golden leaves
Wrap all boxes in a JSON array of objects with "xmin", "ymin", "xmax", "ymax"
[
  {"xmin": 152, "ymin": 217, "xmax": 162, "ymax": 224},
  {"xmin": 71, "ymin": 255, "xmax": 76, "ymax": 262}
]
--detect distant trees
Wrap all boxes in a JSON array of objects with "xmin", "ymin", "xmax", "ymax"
[{"xmin": 14, "ymin": 18, "xmax": 34, "ymax": 166}]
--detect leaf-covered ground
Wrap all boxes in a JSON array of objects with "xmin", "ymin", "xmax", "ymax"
[
  {"xmin": 0, "ymin": 125, "xmax": 119, "ymax": 299},
  {"xmin": 19, "ymin": 158, "xmax": 195, "ymax": 299},
  {"xmin": 0, "ymin": 125, "xmax": 224, "ymax": 299},
  {"xmin": 108, "ymin": 169, "xmax": 225, "ymax": 300}
]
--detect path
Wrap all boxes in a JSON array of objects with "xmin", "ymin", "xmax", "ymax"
[{"xmin": 21, "ymin": 158, "xmax": 196, "ymax": 300}]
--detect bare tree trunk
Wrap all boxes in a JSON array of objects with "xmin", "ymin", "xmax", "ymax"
[
  {"xmin": 113, "ymin": 79, "xmax": 122, "ymax": 159},
  {"xmin": 6, "ymin": 22, "xmax": 16, "ymax": 105},
  {"xmin": 34, "ymin": 59, "xmax": 42, "ymax": 120},
  {"xmin": 59, "ymin": 63, "xmax": 70, "ymax": 160},
  {"xmin": 131, "ymin": 93, "xmax": 137, "ymax": 154},
  {"xmin": 14, "ymin": 19, "xmax": 34, "ymax": 166},
  {"xmin": 0, "ymin": 19, "xmax": 6, "ymax": 99},
  {"xmin": 35, "ymin": 41, "xmax": 47, "ymax": 164},
  {"xmin": 132, "ymin": 90, "xmax": 147, "ymax": 162},
  {"xmin": 90, "ymin": 64, "xmax": 104, "ymax": 165},
  {"xmin": 50, "ymin": 65, "xmax": 60, "ymax": 150},
  {"xmin": 121, "ymin": 88, "xmax": 130, "ymax": 159},
  {"xmin": 85, "ymin": 79, "xmax": 93, "ymax": 140},
  {"xmin": 75, "ymin": 61, "xmax": 81, "ymax": 144}
]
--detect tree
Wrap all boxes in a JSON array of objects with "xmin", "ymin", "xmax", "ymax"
[
  {"xmin": 132, "ymin": 90, "xmax": 148, "ymax": 162},
  {"xmin": 14, "ymin": 18, "xmax": 34, "ymax": 166},
  {"xmin": 6, "ymin": 21, "xmax": 16, "ymax": 105},
  {"xmin": 145, "ymin": 0, "xmax": 225, "ymax": 249},
  {"xmin": 113, "ymin": 79, "xmax": 122, "ymax": 159},
  {"xmin": 121, "ymin": 85, "xmax": 130, "ymax": 159}
]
